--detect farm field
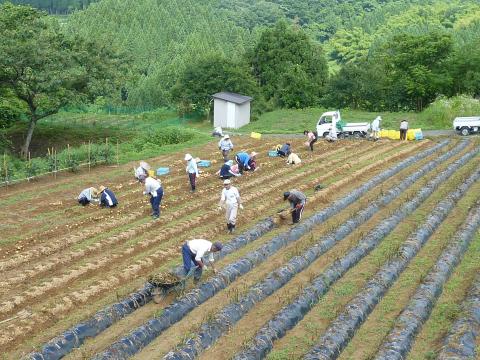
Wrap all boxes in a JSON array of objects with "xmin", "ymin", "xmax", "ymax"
[{"xmin": 1, "ymin": 136, "xmax": 479, "ymax": 360}]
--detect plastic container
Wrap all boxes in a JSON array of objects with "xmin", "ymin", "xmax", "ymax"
[
  {"xmin": 197, "ymin": 160, "xmax": 211, "ymax": 167},
  {"xmin": 148, "ymin": 170, "xmax": 155, "ymax": 177},
  {"xmin": 156, "ymin": 167, "xmax": 170, "ymax": 176},
  {"xmin": 407, "ymin": 129, "xmax": 416, "ymax": 141},
  {"xmin": 250, "ymin": 132, "xmax": 262, "ymax": 139},
  {"xmin": 268, "ymin": 150, "xmax": 279, "ymax": 157}
]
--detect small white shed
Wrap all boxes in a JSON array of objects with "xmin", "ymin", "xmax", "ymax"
[{"xmin": 212, "ymin": 92, "xmax": 253, "ymax": 129}]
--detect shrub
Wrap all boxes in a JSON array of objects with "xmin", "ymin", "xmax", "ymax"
[{"xmin": 418, "ymin": 95, "xmax": 480, "ymax": 128}]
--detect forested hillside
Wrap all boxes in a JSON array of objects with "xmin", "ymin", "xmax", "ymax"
[
  {"xmin": 0, "ymin": 0, "xmax": 93, "ymax": 13},
  {"xmin": 2, "ymin": 0, "xmax": 480, "ymax": 120}
]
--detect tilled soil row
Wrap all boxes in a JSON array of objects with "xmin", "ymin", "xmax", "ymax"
[
  {"xmin": 0, "ymin": 143, "xmax": 419, "ymax": 351},
  {"xmin": 0, "ymin": 139, "xmax": 272, "ymax": 252},
  {"xmin": 0, "ymin": 142, "xmax": 397, "ymax": 311},
  {"xmin": 0, "ymin": 140, "xmax": 360, "ymax": 279}
]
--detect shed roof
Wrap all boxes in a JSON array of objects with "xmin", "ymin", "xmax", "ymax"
[{"xmin": 212, "ymin": 92, "xmax": 253, "ymax": 105}]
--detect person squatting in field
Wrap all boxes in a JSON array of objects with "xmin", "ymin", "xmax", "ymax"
[
  {"xmin": 78, "ymin": 187, "xmax": 99, "ymax": 206},
  {"xmin": 134, "ymin": 161, "xmax": 151, "ymax": 181},
  {"xmin": 139, "ymin": 173, "xmax": 163, "ymax": 219},
  {"xmin": 182, "ymin": 239, "xmax": 223, "ymax": 282},
  {"xmin": 284, "ymin": 189, "xmax": 307, "ymax": 224},
  {"xmin": 219, "ymin": 179, "xmax": 243, "ymax": 234},
  {"xmin": 286, "ymin": 152, "xmax": 302, "ymax": 165},
  {"xmin": 185, "ymin": 153, "xmax": 199, "ymax": 192},
  {"xmin": 304, "ymin": 130, "xmax": 318, "ymax": 151},
  {"xmin": 216, "ymin": 159, "xmax": 241, "ymax": 180},
  {"xmin": 218, "ymin": 134, "xmax": 234, "ymax": 160},
  {"xmin": 277, "ymin": 143, "xmax": 292, "ymax": 158},
  {"xmin": 99, "ymin": 186, "xmax": 118, "ymax": 208},
  {"xmin": 235, "ymin": 151, "xmax": 258, "ymax": 174}
]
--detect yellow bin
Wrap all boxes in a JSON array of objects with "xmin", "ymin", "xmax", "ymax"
[
  {"xmin": 407, "ymin": 129, "xmax": 415, "ymax": 141},
  {"xmin": 148, "ymin": 169, "xmax": 155, "ymax": 177},
  {"xmin": 251, "ymin": 132, "xmax": 262, "ymax": 140}
]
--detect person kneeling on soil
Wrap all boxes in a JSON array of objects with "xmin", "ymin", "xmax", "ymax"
[
  {"xmin": 277, "ymin": 143, "xmax": 292, "ymax": 158},
  {"xmin": 134, "ymin": 161, "xmax": 151, "ymax": 181},
  {"xmin": 99, "ymin": 185, "xmax": 118, "ymax": 208},
  {"xmin": 139, "ymin": 173, "xmax": 163, "ymax": 219},
  {"xmin": 182, "ymin": 239, "xmax": 223, "ymax": 282},
  {"xmin": 216, "ymin": 160, "xmax": 241, "ymax": 180},
  {"xmin": 218, "ymin": 179, "xmax": 243, "ymax": 234},
  {"xmin": 283, "ymin": 189, "xmax": 307, "ymax": 224},
  {"xmin": 286, "ymin": 152, "xmax": 301, "ymax": 165},
  {"xmin": 78, "ymin": 187, "xmax": 99, "ymax": 206}
]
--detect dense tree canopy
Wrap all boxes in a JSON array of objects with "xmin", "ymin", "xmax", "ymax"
[{"xmin": 0, "ymin": 3, "xmax": 128, "ymax": 156}]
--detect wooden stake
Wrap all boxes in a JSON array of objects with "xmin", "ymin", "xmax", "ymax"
[
  {"xmin": 3, "ymin": 152, "xmax": 7, "ymax": 190},
  {"xmin": 88, "ymin": 140, "xmax": 91, "ymax": 172},
  {"xmin": 54, "ymin": 149, "xmax": 57, "ymax": 179}
]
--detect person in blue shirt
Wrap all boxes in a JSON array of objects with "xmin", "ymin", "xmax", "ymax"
[
  {"xmin": 277, "ymin": 143, "xmax": 291, "ymax": 157},
  {"xmin": 99, "ymin": 186, "xmax": 118, "ymax": 208},
  {"xmin": 235, "ymin": 151, "xmax": 257, "ymax": 174}
]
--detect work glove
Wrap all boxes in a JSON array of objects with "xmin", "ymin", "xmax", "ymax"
[
  {"xmin": 295, "ymin": 204, "xmax": 303, "ymax": 209},
  {"xmin": 203, "ymin": 265, "xmax": 208, "ymax": 271},
  {"xmin": 239, "ymin": 204, "xmax": 244, "ymax": 210}
]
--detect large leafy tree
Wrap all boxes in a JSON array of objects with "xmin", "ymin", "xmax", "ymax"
[
  {"xmin": 250, "ymin": 21, "xmax": 328, "ymax": 108},
  {"xmin": 171, "ymin": 54, "xmax": 259, "ymax": 116},
  {"xmin": 380, "ymin": 31, "xmax": 453, "ymax": 111},
  {"xmin": 0, "ymin": 3, "xmax": 127, "ymax": 157}
]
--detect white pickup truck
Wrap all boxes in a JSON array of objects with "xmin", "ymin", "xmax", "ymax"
[
  {"xmin": 316, "ymin": 110, "xmax": 371, "ymax": 138},
  {"xmin": 453, "ymin": 116, "xmax": 480, "ymax": 136}
]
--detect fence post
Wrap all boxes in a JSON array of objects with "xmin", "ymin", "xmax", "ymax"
[
  {"xmin": 88, "ymin": 141, "xmax": 91, "ymax": 172},
  {"xmin": 3, "ymin": 152, "xmax": 7, "ymax": 191},
  {"xmin": 54, "ymin": 148, "xmax": 57, "ymax": 180},
  {"xmin": 28, "ymin": 151, "xmax": 31, "ymax": 182},
  {"xmin": 116, "ymin": 139, "xmax": 119, "ymax": 166}
]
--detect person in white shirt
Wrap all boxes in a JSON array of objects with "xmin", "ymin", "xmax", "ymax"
[
  {"xmin": 185, "ymin": 154, "xmax": 199, "ymax": 192},
  {"xmin": 139, "ymin": 174, "xmax": 163, "ymax": 219},
  {"xmin": 219, "ymin": 179, "xmax": 243, "ymax": 234},
  {"xmin": 212, "ymin": 126, "xmax": 223, "ymax": 137},
  {"xmin": 78, "ymin": 187, "xmax": 99, "ymax": 206},
  {"xmin": 371, "ymin": 116, "xmax": 381, "ymax": 140},
  {"xmin": 218, "ymin": 135, "xmax": 234, "ymax": 160},
  {"xmin": 133, "ymin": 161, "xmax": 151, "ymax": 181},
  {"xmin": 182, "ymin": 239, "xmax": 223, "ymax": 282},
  {"xmin": 400, "ymin": 119, "xmax": 409, "ymax": 141}
]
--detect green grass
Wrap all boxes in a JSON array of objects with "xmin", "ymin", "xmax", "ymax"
[{"xmin": 240, "ymin": 108, "xmax": 428, "ymax": 134}]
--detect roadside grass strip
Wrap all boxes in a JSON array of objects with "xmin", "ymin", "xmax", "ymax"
[
  {"xmin": 373, "ymin": 202, "xmax": 480, "ymax": 360},
  {"xmin": 162, "ymin": 142, "xmax": 470, "ymax": 360},
  {"xmin": 26, "ymin": 218, "xmax": 275, "ymax": 360},
  {"xmin": 231, "ymin": 144, "xmax": 475, "ymax": 360},
  {"xmin": 302, "ymin": 163, "xmax": 480, "ymax": 359},
  {"xmin": 437, "ymin": 273, "xmax": 480, "ymax": 360},
  {"xmin": 92, "ymin": 141, "xmax": 447, "ymax": 360}
]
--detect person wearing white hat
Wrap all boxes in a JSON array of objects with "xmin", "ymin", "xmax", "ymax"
[
  {"xmin": 133, "ymin": 161, "xmax": 151, "ymax": 181},
  {"xmin": 219, "ymin": 179, "xmax": 243, "ymax": 234},
  {"xmin": 218, "ymin": 134, "xmax": 234, "ymax": 160},
  {"xmin": 371, "ymin": 116, "xmax": 381, "ymax": 141},
  {"xmin": 185, "ymin": 153, "xmax": 199, "ymax": 192}
]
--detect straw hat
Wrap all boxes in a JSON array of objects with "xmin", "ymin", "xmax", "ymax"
[
  {"xmin": 91, "ymin": 187, "xmax": 99, "ymax": 196},
  {"xmin": 250, "ymin": 151, "xmax": 258, "ymax": 158},
  {"xmin": 223, "ymin": 135, "xmax": 230, "ymax": 140},
  {"xmin": 223, "ymin": 179, "xmax": 231, "ymax": 185},
  {"xmin": 99, "ymin": 185, "xmax": 106, "ymax": 193},
  {"xmin": 184, "ymin": 154, "xmax": 193, "ymax": 161}
]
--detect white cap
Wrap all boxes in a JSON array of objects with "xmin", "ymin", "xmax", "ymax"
[
  {"xmin": 224, "ymin": 134, "xmax": 230, "ymax": 139},
  {"xmin": 184, "ymin": 154, "xmax": 192, "ymax": 161},
  {"xmin": 250, "ymin": 151, "xmax": 258, "ymax": 158},
  {"xmin": 223, "ymin": 179, "xmax": 231, "ymax": 185}
]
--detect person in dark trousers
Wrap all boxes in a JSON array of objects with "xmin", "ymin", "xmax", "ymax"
[
  {"xmin": 218, "ymin": 134, "xmax": 234, "ymax": 160},
  {"xmin": 182, "ymin": 239, "xmax": 223, "ymax": 282},
  {"xmin": 99, "ymin": 186, "xmax": 118, "ymax": 208},
  {"xmin": 277, "ymin": 143, "xmax": 291, "ymax": 157},
  {"xmin": 304, "ymin": 130, "xmax": 318, "ymax": 151},
  {"xmin": 283, "ymin": 189, "xmax": 307, "ymax": 224},
  {"xmin": 139, "ymin": 174, "xmax": 163, "ymax": 219},
  {"xmin": 77, "ymin": 187, "xmax": 99, "ymax": 206},
  {"xmin": 400, "ymin": 119, "xmax": 409, "ymax": 141},
  {"xmin": 185, "ymin": 153, "xmax": 199, "ymax": 192},
  {"xmin": 235, "ymin": 152, "xmax": 250, "ymax": 174},
  {"xmin": 216, "ymin": 160, "xmax": 241, "ymax": 180}
]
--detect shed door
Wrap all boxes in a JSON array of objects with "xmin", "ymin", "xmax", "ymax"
[{"xmin": 226, "ymin": 102, "xmax": 236, "ymax": 128}]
